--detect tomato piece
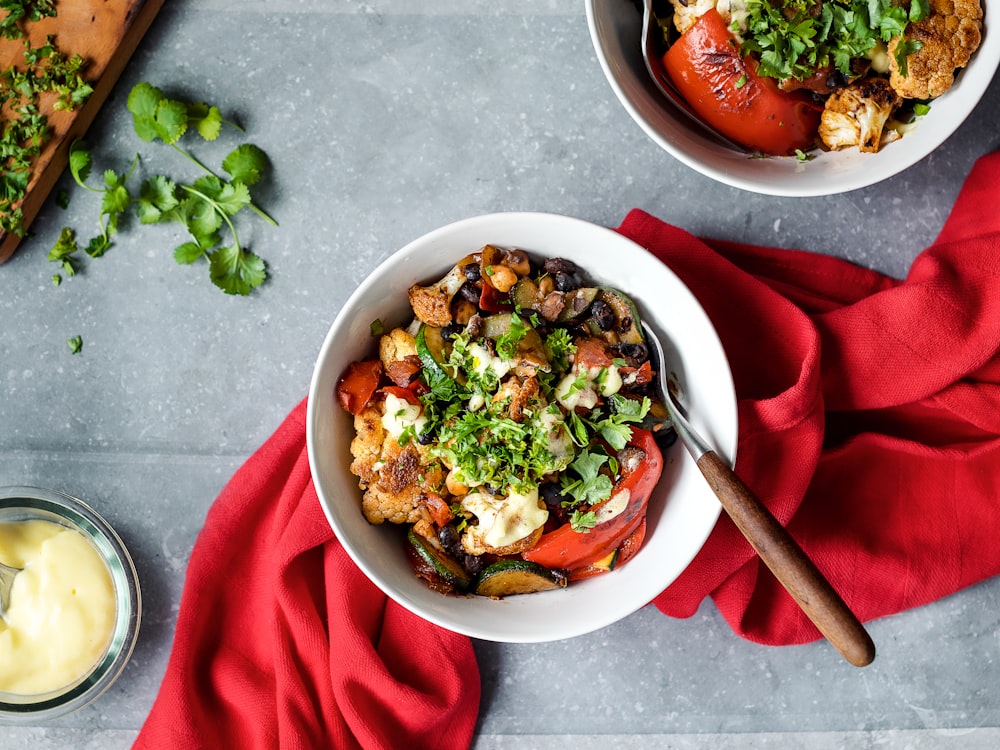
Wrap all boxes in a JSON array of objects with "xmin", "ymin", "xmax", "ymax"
[
  {"xmin": 420, "ymin": 493, "xmax": 455, "ymax": 527},
  {"xmin": 336, "ymin": 359, "xmax": 383, "ymax": 415},
  {"xmin": 479, "ymin": 281, "xmax": 513, "ymax": 313},
  {"xmin": 522, "ymin": 428, "xmax": 663, "ymax": 572},
  {"xmin": 662, "ymin": 9, "xmax": 822, "ymax": 156},
  {"xmin": 573, "ymin": 337, "xmax": 615, "ymax": 370},
  {"xmin": 379, "ymin": 385, "xmax": 422, "ymax": 406}
]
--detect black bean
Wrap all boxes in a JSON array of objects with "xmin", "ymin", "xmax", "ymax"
[
  {"xmin": 457, "ymin": 281, "xmax": 481, "ymax": 303},
  {"xmin": 618, "ymin": 343, "xmax": 649, "ymax": 361},
  {"xmin": 590, "ymin": 299, "xmax": 615, "ymax": 331},
  {"xmin": 441, "ymin": 323, "xmax": 464, "ymax": 340},
  {"xmin": 439, "ymin": 525, "xmax": 461, "ymax": 551},
  {"xmin": 462, "ymin": 262, "xmax": 481, "ymax": 282},
  {"xmin": 553, "ymin": 271, "xmax": 578, "ymax": 292},
  {"xmin": 543, "ymin": 257, "xmax": 578, "ymax": 275},
  {"xmin": 463, "ymin": 554, "xmax": 485, "ymax": 576}
]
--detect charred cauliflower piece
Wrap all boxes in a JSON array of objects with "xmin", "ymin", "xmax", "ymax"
[
  {"xmin": 667, "ymin": 0, "xmax": 717, "ymax": 35},
  {"xmin": 407, "ymin": 263, "xmax": 469, "ymax": 327},
  {"xmin": 888, "ymin": 0, "xmax": 983, "ymax": 99},
  {"xmin": 349, "ymin": 404, "xmax": 445, "ymax": 525},
  {"xmin": 819, "ymin": 77, "xmax": 903, "ymax": 153}
]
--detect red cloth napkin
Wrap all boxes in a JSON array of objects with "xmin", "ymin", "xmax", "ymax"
[
  {"xmin": 136, "ymin": 152, "xmax": 1000, "ymax": 748},
  {"xmin": 133, "ymin": 400, "xmax": 479, "ymax": 749},
  {"xmin": 618, "ymin": 151, "xmax": 1000, "ymax": 646}
]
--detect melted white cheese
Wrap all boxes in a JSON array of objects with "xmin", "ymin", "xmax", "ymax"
[{"xmin": 461, "ymin": 487, "xmax": 548, "ymax": 550}]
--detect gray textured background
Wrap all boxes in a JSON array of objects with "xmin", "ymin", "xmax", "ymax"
[{"xmin": 2, "ymin": 1, "xmax": 999, "ymax": 747}]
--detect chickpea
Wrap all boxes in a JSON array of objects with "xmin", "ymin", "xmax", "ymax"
[
  {"xmin": 446, "ymin": 468, "xmax": 470, "ymax": 496},
  {"xmin": 538, "ymin": 274, "xmax": 555, "ymax": 296},
  {"xmin": 486, "ymin": 264, "xmax": 518, "ymax": 293},
  {"xmin": 501, "ymin": 248, "xmax": 531, "ymax": 276}
]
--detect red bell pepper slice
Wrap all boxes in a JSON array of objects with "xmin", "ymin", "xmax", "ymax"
[
  {"xmin": 662, "ymin": 9, "xmax": 822, "ymax": 156},
  {"xmin": 335, "ymin": 359, "xmax": 383, "ymax": 415},
  {"xmin": 379, "ymin": 384, "xmax": 423, "ymax": 406},
  {"xmin": 522, "ymin": 427, "xmax": 663, "ymax": 572}
]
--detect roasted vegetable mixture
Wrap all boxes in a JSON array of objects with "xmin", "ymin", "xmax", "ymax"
[
  {"xmin": 335, "ymin": 246, "xmax": 673, "ymax": 597},
  {"xmin": 650, "ymin": 0, "xmax": 983, "ymax": 155}
]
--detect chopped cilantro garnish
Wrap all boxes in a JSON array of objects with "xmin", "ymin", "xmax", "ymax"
[
  {"xmin": 740, "ymin": 0, "xmax": 930, "ymax": 82},
  {"xmin": 561, "ymin": 449, "xmax": 614, "ymax": 512}
]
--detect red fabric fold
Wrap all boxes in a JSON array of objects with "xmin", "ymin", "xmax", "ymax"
[
  {"xmin": 133, "ymin": 400, "xmax": 479, "ymax": 750},
  {"xmin": 617, "ymin": 151, "xmax": 1000, "ymax": 646}
]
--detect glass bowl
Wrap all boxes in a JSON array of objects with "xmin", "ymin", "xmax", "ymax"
[{"xmin": 0, "ymin": 486, "xmax": 141, "ymax": 722}]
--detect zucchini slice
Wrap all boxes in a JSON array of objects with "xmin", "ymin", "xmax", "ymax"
[
  {"xmin": 407, "ymin": 527, "xmax": 472, "ymax": 593},
  {"xmin": 415, "ymin": 323, "xmax": 454, "ymax": 382},
  {"xmin": 591, "ymin": 288, "xmax": 645, "ymax": 346},
  {"xmin": 473, "ymin": 559, "xmax": 567, "ymax": 598}
]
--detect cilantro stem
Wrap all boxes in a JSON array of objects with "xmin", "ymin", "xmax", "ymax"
[
  {"xmin": 170, "ymin": 142, "xmax": 278, "ymax": 227},
  {"xmin": 179, "ymin": 183, "xmax": 243, "ymax": 252}
]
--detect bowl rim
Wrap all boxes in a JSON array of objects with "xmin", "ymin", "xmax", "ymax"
[
  {"xmin": 585, "ymin": 0, "xmax": 1000, "ymax": 196},
  {"xmin": 0, "ymin": 485, "xmax": 141, "ymax": 721},
  {"xmin": 306, "ymin": 211, "xmax": 738, "ymax": 642}
]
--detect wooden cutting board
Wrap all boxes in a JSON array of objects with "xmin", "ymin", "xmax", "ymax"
[{"xmin": 0, "ymin": 0, "xmax": 165, "ymax": 264}]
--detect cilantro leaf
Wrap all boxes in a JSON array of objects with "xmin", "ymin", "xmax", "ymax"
[
  {"xmin": 67, "ymin": 335, "xmax": 83, "ymax": 354},
  {"xmin": 137, "ymin": 175, "xmax": 179, "ymax": 223},
  {"xmin": 47, "ymin": 226, "xmax": 77, "ymax": 261},
  {"xmin": 174, "ymin": 241, "xmax": 204, "ymax": 265},
  {"xmin": 153, "ymin": 98, "xmax": 189, "ymax": 144},
  {"xmin": 187, "ymin": 102, "xmax": 223, "ymax": 141},
  {"xmin": 208, "ymin": 244, "xmax": 266, "ymax": 295},
  {"xmin": 127, "ymin": 82, "xmax": 165, "ymax": 141},
  {"xmin": 222, "ymin": 143, "xmax": 268, "ymax": 186},
  {"xmin": 561, "ymin": 449, "xmax": 614, "ymax": 507},
  {"xmin": 68, "ymin": 140, "xmax": 92, "ymax": 184}
]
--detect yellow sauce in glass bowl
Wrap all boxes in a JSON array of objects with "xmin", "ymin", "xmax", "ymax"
[{"xmin": 0, "ymin": 519, "xmax": 116, "ymax": 695}]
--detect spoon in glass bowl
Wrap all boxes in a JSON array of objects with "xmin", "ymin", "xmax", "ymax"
[
  {"xmin": 641, "ymin": 320, "xmax": 876, "ymax": 667},
  {"xmin": 0, "ymin": 560, "xmax": 20, "ymax": 620},
  {"xmin": 639, "ymin": 0, "xmax": 747, "ymax": 152}
]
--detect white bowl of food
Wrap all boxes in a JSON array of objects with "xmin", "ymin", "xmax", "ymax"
[
  {"xmin": 307, "ymin": 212, "xmax": 737, "ymax": 642},
  {"xmin": 586, "ymin": 0, "xmax": 999, "ymax": 196}
]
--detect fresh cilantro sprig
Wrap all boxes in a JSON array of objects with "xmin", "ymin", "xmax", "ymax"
[{"xmin": 57, "ymin": 82, "xmax": 276, "ymax": 296}]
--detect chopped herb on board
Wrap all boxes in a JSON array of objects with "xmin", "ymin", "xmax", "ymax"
[{"xmin": 0, "ymin": 27, "xmax": 94, "ymax": 237}]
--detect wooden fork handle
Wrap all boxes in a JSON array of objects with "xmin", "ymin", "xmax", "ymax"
[{"xmin": 697, "ymin": 451, "xmax": 876, "ymax": 667}]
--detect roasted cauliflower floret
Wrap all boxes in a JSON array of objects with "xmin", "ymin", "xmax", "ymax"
[
  {"xmin": 668, "ymin": 0, "xmax": 717, "ymax": 35},
  {"xmin": 348, "ymin": 404, "xmax": 445, "ymax": 525},
  {"xmin": 407, "ymin": 263, "xmax": 468, "ymax": 327},
  {"xmin": 379, "ymin": 327, "xmax": 422, "ymax": 386},
  {"xmin": 819, "ymin": 77, "xmax": 902, "ymax": 153},
  {"xmin": 379, "ymin": 327, "xmax": 417, "ymax": 368},
  {"xmin": 888, "ymin": 0, "xmax": 983, "ymax": 99}
]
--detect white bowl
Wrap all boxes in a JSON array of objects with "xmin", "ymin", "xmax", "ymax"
[
  {"xmin": 307, "ymin": 213, "xmax": 738, "ymax": 642},
  {"xmin": 586, "ymin": 0, "xmax": 1000, "ymax": 196}
]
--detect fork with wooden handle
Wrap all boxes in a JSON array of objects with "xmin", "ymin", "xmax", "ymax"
[{"xmin": 642, "ymin": 321, "xmax": 876, "ymax": 667}]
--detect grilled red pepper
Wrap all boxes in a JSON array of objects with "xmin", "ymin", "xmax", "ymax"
[
  {"xmin": 663, "ymin": 9, "xmax": 821, "ymax": 156},
  {"xmin": 522, "ymin": 428, "xmax": 663, "ymax": 572},
  {"xmin": 336, "ymin": 359, "xmax": 383, "ymax": 415}
]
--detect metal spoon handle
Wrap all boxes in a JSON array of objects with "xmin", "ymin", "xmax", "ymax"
[{"xmin": 695, "ymin": 451, "xmax": 876, "ymax": 667}]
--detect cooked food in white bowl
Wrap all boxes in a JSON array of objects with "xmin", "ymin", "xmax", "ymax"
[
  {"xmin": 587, "ymin": 0, "xmax": 1000, "ymax": 195},
  {"xmin": 307, "ymin": 213, "xmax": 738, "ymax": 642}
]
